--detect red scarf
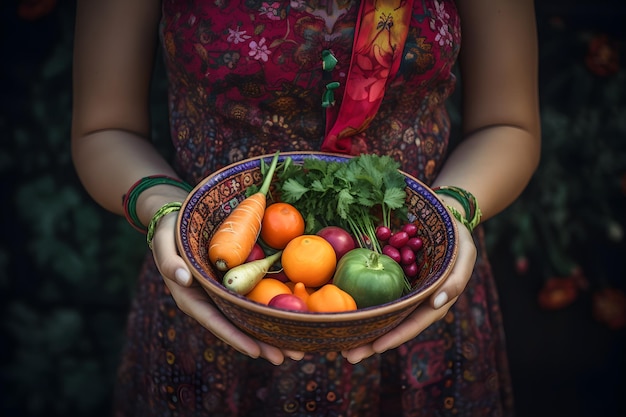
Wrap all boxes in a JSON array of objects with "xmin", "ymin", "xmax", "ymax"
[{"xmin": 321, "ymin": 0, "xmax": 414, "ymax": 154}]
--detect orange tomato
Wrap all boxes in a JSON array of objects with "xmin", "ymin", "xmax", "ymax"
[
  {"xmin": 307, "ymin": 284, "xmax": 357, "ymax": 313},
  {"xmin": 281, "ymin": 235, "xmax": 337, "ymax": 287},
  {"xmin": 246, "ymin": 278, "xmax": 292, "ymax": 305},
  {"xmin": 260, "ymin": 202, "xmax": 305, "ymax": 249}
]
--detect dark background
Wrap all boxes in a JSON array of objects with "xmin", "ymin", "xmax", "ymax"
[{"xmin": 1, "ymin": 1, "xmax": 625, "ymax": 416}]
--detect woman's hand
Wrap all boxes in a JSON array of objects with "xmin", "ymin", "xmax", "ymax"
[
  {"xmin": 150, "ymin": 212, "xmax": 305, "ymax": 365},
  {"xmin": 341, "ymin": 220, "xmax": 477, "ymax": 364}
]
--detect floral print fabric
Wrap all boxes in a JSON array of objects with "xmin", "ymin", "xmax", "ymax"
[
  {"xmin": 321, "ymin": 0, "xmax": 415, "ymax": 154},
  {"xmin": 113, "ymin": 1, "xmax": 515, "ymax": 416},
  {"xmin": 161, "ymin": 0, "xmax": 459, "ymax": 185}
]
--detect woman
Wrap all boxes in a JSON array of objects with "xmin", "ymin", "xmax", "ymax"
[{"xmin": 71, "ymin": 0, "xmax": 540, "ymax": 415}]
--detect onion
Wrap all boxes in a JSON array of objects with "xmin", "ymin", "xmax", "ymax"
[
  {"xmin": 316, "ymin": 226, "xmax": 356, "ymax": 260},
  {"xmin": 268, "ymin": 293, "xmax": 309, "ymax": 312}
]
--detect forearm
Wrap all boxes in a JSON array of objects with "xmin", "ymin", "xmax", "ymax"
[
  {"xmin": 71, "ymin": 130, "xmax": 188, "ymax": 228},
  {"xmin": 432, "ymin": 124, "xmax": 540, "ymax": 222},
  {"xmin": 435, "ymin": 0, "xmax": 541, "ymax": 223},
  {"xmin": 71, "ymin": 0, "xmax": 169, "ymax": 227}
]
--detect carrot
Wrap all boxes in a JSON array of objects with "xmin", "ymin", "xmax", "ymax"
[
  {"xmin": 222, "ymin": 250, "xmax": 283, "ymax": 295},
  {"xmin": 209, "ymin": 152, "xmax": 280, "ymax": 271}
]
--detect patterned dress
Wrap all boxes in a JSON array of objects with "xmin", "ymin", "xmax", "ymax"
[{"xmin": 113, "ymin": 0, "xmax": 514, "ymax": 416}]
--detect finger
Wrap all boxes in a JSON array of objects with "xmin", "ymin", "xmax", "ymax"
[
  {"xmin": 152, "ymin": 213, "xmax": 193, "ymax": 286},
  {"xmin": 372, "ymin": 297, "xmax": 457, "ymax": 353},
  {"xmin": 155, "ymin": 215, "xmax": 291, "ymax": 364},
  {"xmin": 282, "ymin": 349, "xmax": 305, "ymax": 361},
  {"xmin": 341, "ymin": 343, "xmax": 376, "ymax": 364},
  {"xmin": 164, "ymin": 279, "xmax": 263, "ymax": 359},
  {"xmin": 430, "ymin": 227, "xmax": 476, "ymax": 309},
  {"xmin": 257, "ymin": 341, "xmax": 288, "ymax": 365}
]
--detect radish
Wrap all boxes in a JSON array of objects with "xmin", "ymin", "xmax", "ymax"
[
  {"xmin": 400, "ymin": 246, "xmax": 416, "ymax": 265},
  {"xmin": 407, "ymin": 237, "xmax": 423, "ymax": 252},
  {"xmin": 375, "ymin": 225, "xmax": 392, "ymax": 241},
  {"xmin": 403, "ymin": 262, "xmax": 419, "ymax": 278},
  {"xmin": 245, "ymin": 243, "xmax": 266, "ymax": 262},
  {"xmin": 402, "ymin": 223, "xmax": 418, "ymax": 237},
  {"xmin": 382, "ymin": 245, "xmax": 401, "ymax": 263},
  {"xmin": 388, "ymin": 231, "xmax": 409, "ymax": 248}
]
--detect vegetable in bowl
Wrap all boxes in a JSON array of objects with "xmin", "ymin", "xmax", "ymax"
[
  {"xmin": 333, "ymin": 248, "xmax": 409, "ymax": 309},
  {"xmin": 250, "ymin": 153, "xmax": 408, "ymax": 253},
  {"xmin": 175, "ymin": 152, "xmax": 459, "ymax": 351},
  {"xmin": 233, "ymin": 153, "xmax": 419, "ymax": 310}
]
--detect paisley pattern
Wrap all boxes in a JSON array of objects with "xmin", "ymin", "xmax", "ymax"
[{"xmin": 113, "ymin": 1, "xmax": 514, "ymax": 416}]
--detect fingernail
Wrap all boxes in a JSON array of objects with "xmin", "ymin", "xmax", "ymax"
[
  {"xmin": 175, "ymin": 268, "xmax": 191, "ymax": 286},
  {"xmin": 433, "ymin": 292, "xmax": 448, "ymax": 309}
]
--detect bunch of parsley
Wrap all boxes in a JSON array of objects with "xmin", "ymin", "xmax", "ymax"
[{"xmin": 265, "ymin": 154, "xmax": 408, "ymax": 253}]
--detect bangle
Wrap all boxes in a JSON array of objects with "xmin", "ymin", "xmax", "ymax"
[
  {"xmin": 445, "ymin": 204, "xmax": 476, "ymax": 233},
  {"xmin": 146, "ymin": 202, "xmax": 183, "ymax": 250},
  {"xmin": 123, "ymin": 175, "xmax": 193, "ymax": 233},
  {"xmin": 433, "ymin": 185, "xmax": 482, "ymax": 233}
]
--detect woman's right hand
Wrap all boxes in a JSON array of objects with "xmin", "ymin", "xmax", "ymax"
[{"xmin": 149, "ymin": 211, "xmax": 305, "ymax": 365}]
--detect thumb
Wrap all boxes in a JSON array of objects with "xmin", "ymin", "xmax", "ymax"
[
  {"xmin": 431, "ymin": 226, "xmax": 476, "ymax": 309},
  {"xmin": 151, "ymin": 212, "xmax": 193, "ymax": 287}
]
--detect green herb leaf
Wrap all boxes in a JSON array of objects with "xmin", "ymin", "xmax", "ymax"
[
  {"xmin": 281, "ymin": 178, "xmax": 310, "ymax": 201},
  {"xmin": 276, "ymin": 154, "xmax": 407, "ymax": 253}
]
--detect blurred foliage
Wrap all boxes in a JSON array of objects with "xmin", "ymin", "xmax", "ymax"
[
  {"xmin": 0, "ymin": 1, "xmax": 167, "ymax": 416},
  {"xmin": 484, "ymin": 10, "xmax": 626, "ymax": 316},
  {"xmin": 0, "ymin": 1, "xmax": 624, "ymax": 417}
]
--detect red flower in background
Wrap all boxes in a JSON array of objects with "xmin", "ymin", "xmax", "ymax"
[
  {"xmin": 515, "ymin": 256, "xmax": 529, "ymax": 275},
  {"xmin": 592, "ymin": 288, "xmax": 626, "ymax": 330},
  {"xmin": 18, "ymin": 0, "xmax": 57, "ymax": 21},
  {"xmin": 585, "ymin": 34, "xmax": 620, "ymax": 77},
  {"xmin": 538, "ymin": 277, "xmax": 579, "ymax": 310},
  {"xmin": 537, "ymin": 265, "xmax": 590, "ymax": 310}
]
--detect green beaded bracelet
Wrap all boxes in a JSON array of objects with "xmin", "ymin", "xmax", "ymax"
[
  {"xmin": 146, "ymin": 202, "xmax": 183, "ymax": 250},
  {"xmin": 123, "ymin": 175, "xmax": 193, "ymax": 233},
  {"xmin": 433, "ymin": 185, "xmax": 482, "ymax": 233}
]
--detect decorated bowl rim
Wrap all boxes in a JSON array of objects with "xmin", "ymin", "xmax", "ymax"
[{"xmin": 176, "ymin": 151, "xmax": 458, "ymax": 322}]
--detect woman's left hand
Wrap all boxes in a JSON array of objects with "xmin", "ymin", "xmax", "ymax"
[{"xmin": 341, "ymin": 220, "xmax": 477, "ymax": 364}]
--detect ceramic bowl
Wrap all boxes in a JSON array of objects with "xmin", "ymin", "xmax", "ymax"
[{"xmin": 176, "ymin": 152, "xmax": 458, "ymax": 352}]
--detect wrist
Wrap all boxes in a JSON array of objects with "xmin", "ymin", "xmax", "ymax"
[
  {"xmin": 146, "ymin": 202, "xmax": 184, "ymax": 250},
  {"xmin": 123, "ymin": 175, "xmax": 193, "ymax": 232},
  {"xmin": 432, "ymin": 186, "xmax": 482, "ymax": 233},
  {"xmin": 136, "ymin": 185, "xmax": 190, "ymax": 229}
]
